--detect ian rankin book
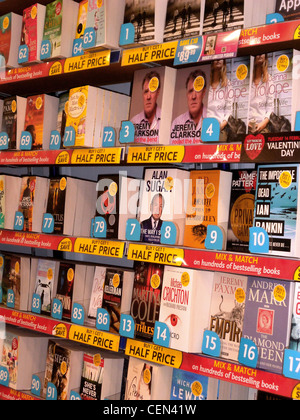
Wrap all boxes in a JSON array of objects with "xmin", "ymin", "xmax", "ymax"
[
  {"xmin": 183, "ymin": 170, "xmax": 232, "ymax": 250},
  {"xmin": 139, "ymin": 168, "xmax": 190, "ymax": 246},
  {"xmin": 227, "ymin": 170, "xmax": 257, "ymax": 253},
  {"xmin": 130, "ymin": 262, "xmax": 164, "ymax": 341},
  {"xmin": 209, "ymin": 272, "xmax": 248, "ymax": 362},
  {"xmin": 159, "ymin": 266, "xmax": 214, "ymax": 353},
  {"xmin": 253, "ymin": 164, "xmax": 300, "ymax": 257},
  {"xmin": 243, "ymin": 277, "xmax": 295, "ymax": 374}
]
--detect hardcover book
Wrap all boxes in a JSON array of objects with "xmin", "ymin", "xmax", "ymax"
[
  {"xmin": 227, "ymin": 169, "xmax": 257, "ymax": 253},
  {"xmin": 159, "ymin": 266, "xmax": 214, "ymax": 353},
  {"xmin": 183, "ymin": 170, "xmax": 232, "ymax": 250},
  {"xmin": 164, "ymin": 0, "xmax": 202, "ymax": 42},
  {"xmin": 129, "ymin": 66, "xmax": 177, "ymax": 145},
  {"xmin": 2, "ymin": 96, "xmax": 27, "ymax": 150},
  {"xmin": 130, "ymin": 262, "xmax": 164, "ymax": 341},
  {"xmin": 20, "ymin": 3, "xmax": 46, "ymax": 63},
  {"xmin": 253, "ymin": 164, "xmax": 300, "ymax": 257},
  {"xmin": 139, "ymin": 168, "xmax": 190, "ymax": 246},
  {"xmin": 208, "ymin": 272, "xmax": 248, "ymax": 361},
  {"xmin": 243, "ymin": 277, "xmax": 295, "ymax": 374},
  {"xmin": 169, "ymin": 64, "xmax": 210, "ymax": 145}
]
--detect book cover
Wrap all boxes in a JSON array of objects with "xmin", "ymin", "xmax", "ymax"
[
  {"xmin": 202, "ymin": 0, "xmax": 245, "ymax": 34},
  {"xmin": 43, "ymin": 339, "xmax": 57, "ymax": 396},
  {"xmin": 290, "ymin": 283, "xmax": 300, "ymax": 352},
  {"xmin": 170, "ymin": 369, "xmax": 209, "ymax": 400},
  {"xmin": 139, "ymin": 168, "xmax": 190, "ymax": 245},
  {"xmin": 0, "ymin": 176, "xmax": 4, "ymax": 229},
  {"xmin": 95, "ymin": 175, "xmax": 119, "ymax": 239},
  {"xmin": 275, "ymin": 0, "xmax": 300, "ymax": 21},
  {"xmin": 248, "ymin": 50, "xmax": 294, "ymax": 136},
  {"xmin": 75, "ymin": 0, "xmax": 88, "ymax": 39},
  {"xmin": 56, "ymin": 92, "xmax": 69, "ymax": 140},
  {"xmin": 18, "ymin": 176, "xmax": 36, "ymax": 232},
  {"xmin": 86, "ymin": 0, "xmax": 106, "ymax": 46},
  {"xmin": 0, "ymin": 331, "xmax": 19, "ymax": 388},
  {"xmin": 102, "ymin": 269, "xmax": 125, "ymax": 334},
  {"xmin": 130, "ymin": 262, "xmax": 164, "ymax": 341},
  {"xmin": 1, "ymin": 255, "xmax": 21, "ymax": 309},
  {"xmin": 243, "ymin": 277, "xmax": 295, "ymax": 374},
  {"xmin": 80, "ymin": 353, "xmax": 103, "ymax": 400},
  {"xmin": 51, "ymin": 343, "xmax": 71, "ymax": 400},
  {"xmin": 42, "ymin": 0, "xmax": 63, "ymax": 58},
  {"xmin": 20, "ymin": 4, "xmax": 39, "ymax": 62},
  {"xmin": 164, "ymin": 0, "xmax": 201, "ymax": 42},
  {"xmin": 87, "ymin": 266, "xmax": 106, "ymax": 325},
  {"xmin": 227, "ymin": 169, "xmax": 257, "ymax": 253},
  {"xmin": 125, "ymin": 358, "xmax": 153, "ymax": 400},
  {"xmin": 209, "ymin": 272, "xmax": 248, "ymax": 361},
  {"xmin": 169, "ymin": 65, "xmax": 210, "ymax": 145},
  {"xmin": 253, "ymin": 164, "xmax": 300, "ymax": 257},
  {"xmin": 183, "ymin": 170, "xmax": 232, "ymax": 249},
  {"xmin": 124, "ymin": 0, "xmax": 155, "ymax": 44},
  {"xmin": 0, "ymin": 14, "xmax": 13, "ymax": 65},
  {"xmin": 46, "ymin": 177, "xmax": 67, "ymax": 235},
  {"xmin": 2, "ymin": 97, "xmax": 17, "ymax": 149},
  {"xmin": 55, "ymin": 262, "xmax": 76, "ymax": 321},
  {"xmin": 24, "ymin": 95, "xmax": 46, "ymax": 150},
  {"xmin": 34, "ymin": 259, "xmax": 58, "ymax": 315}
]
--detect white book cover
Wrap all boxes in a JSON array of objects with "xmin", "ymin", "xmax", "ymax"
[
  {"xmin": 129, "ymin": 66, "xmax": 177, "ymax": 145},
  {"xmin": 209, "ymin": 272, "xmax": 248, "ymax": 361},
  {"xmin": 33, "ymin": 258, "xmax": 60, "ymax": 315},
  {"xmin": 159, "ymin": 266, "xmax": 214, "ymax": 353},
  {"xmin": 169, "ymin": 64, "xmax": 210, "ymax": 145},
  {"xmin": 3, "ymin": 175, "xmax": 22, "ymax": 230},
  {"xmin": 87, "ymin": 266, "xmax": 106, "ymax": 326},
  {"xmin": 125, "ymin": 357, "xmax": 173, "ymax": 400},
  {"xmin": 118, "ymin": 176, "xmax": 141, "ymax": 241},
  {"xmin": 139, "ymin": 168, "xmax": 190, "ymax": 246}
]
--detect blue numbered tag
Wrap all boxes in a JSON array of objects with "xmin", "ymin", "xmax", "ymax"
[
  {"xmin": 20, "ymin": 131, "xmax": 32, "ymax": 150},
  {"xmin": 0, "ymin": 366, "xmax": 9, "ymax": 387},
  {"xmin": 14, "ymin": 212, "xmax": 24, "ymax": 231},
  {"xmin": 119, "ymin": 23, "xmax": 135, "ymax": 46},
  {"xmin": 103, "ymin": 127, "xmax": 116, "ymax": 148},
  {"xmin": 72, "ymin": 38, "xmax": 84, "ymax": 57},
  {"xmin": 31, "ymin": 375, "xmax": 42, "ymax": 397},
  {"xmin": 238, "ymin": 338, "xmax": 259, "ymax": 369},
  {"xmin": 92, "ymin": 216, "xmax": 107, "ymax": 239},
  {"xmin": 0, "ymin": 132, "xmax": 9, "ymax": 150},
  {"xmin": 283, "ymin": 349, "xmax": 300, "ymax": 380},
  {"xmin": 70, "ymin": 390, "xmax": 82, "ymax": 400},
  {"xmin": 266, "ymin": 13, "xmax": 285, "ymax": 24},
  {"xmin": 31, "ymin": 293, "xmax": 42, "ymax": 314},
  {"xmin": 18, "ymin": 45, "xmax": 29, "ymax": 64},
  {"xmin": 201, "ymin": 118, "xmax": 220, "ymax": 142},
  {"xmin": 119, "ymin": 121, "xmax": 135, "ymax": 144},
  {"xmin": 205, "ymin": 225, "xmax": 224, "ymax": 251},
  {"xmin": 161, "ymin": 222, "xmax": 177, "ymax": 246},
  {"xmin": 125, "ymin": 219, "xmax": 141, "ymax": 242},
  {"xmin": 295, "ymin": 111, "xmax": 300, "ymax": 131},
  {"xmin": 249, "ymin": 227, "xmax": 270, "ymax": 254},
  {"xmin": 51, "ymin": 298, "xmax": 63, "ymax": 320},
  {"xmin": 153, "ymin": 322, "xmax": 170, "ymax": 348},
  {"xmin": 6, "ymin": 289, "xmax": 15, "ymax": 308},
  {"xmin": 49, "ymin": 130, "xmax": 61, "ymax": 150},
  {"xmin": 119, "ymin": 314, "xmax": 135, "ymax": 339},
  {"xmin": 63, "ymin": 126, "xmax": 76, "ymax": 147},
  {"xmin": 46, "ymin": 383, "xmax": 57, "ymax": 401},
  {"xmin": 202, "ymin": 331, "xmax": 221, "ymax": 358},
  {"xmin": 96, "ymin": 308, "xmax": 110, "ymax": 332},
  {"xmin": 42, "ymin": 214, "xmax": 55, "ymax": 234},
  {"xmin": 83, "ymin": 28, "xmax": 96, "ymax": 49},
  {"xmin": 174, "ymin": 36, "xmax": 203, "ymax": 66},
  {"xmin": 71, "ymin": 303, "xmax": 85, "ymax": 326},
  {"xmin": 40, "ymin": 40, "xmax": 52, "ymax": 60}
]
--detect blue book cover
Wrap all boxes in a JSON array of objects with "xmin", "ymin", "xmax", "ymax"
[
  {"xmin": 253, "ymin": 164, "xmax": 300, "ymax": 257},
  {"xmin": 243, "ymin": 277, "xmax": 294, "ymax": 375},
  {"xmin": 170, "ymin": 369, "xmax": 209, "ymax": 401}
]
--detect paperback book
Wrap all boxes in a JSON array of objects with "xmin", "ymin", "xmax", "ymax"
[
  {"xmin": 33, "ymin": 259, "xmax": 59, "ymax": 315},
  {"xmin": 87, "ymin": 266, "xmax": 106, "ymax": 326},
  {"xmin": 164, "ymin": 0, "xmax": 202, "ymax": 42},
  {"xmin": 75, "ymin": 0, "xmax": 88, "ymax": 39},
  {"xmin": 95, "ymin": 175, "xmax": 120, "ymax": 239},
  {"xmin": 0, "ymin": 13, "xmax": 23, "ymax": 68},
  {"xmin": 201, "ymin": 0, "xmax": 245, "ymax": 35},
  {"xmin": 1, "ymin": 255, "xmax": 30, "ymax": 311},
  {"xmin": 20, "ymin": 3, "xmax": 46, "ymax": 63},
  {"xmin": 2, "ymin": 96, "xmax": 27, "ymax": 150},
  {"xmin": 55, "ymin": 262, "xmax": 76, "ymax": 321},
  {"xmin": 275, "ymin": 0, "xmax": 300, "ymax": 21},
  {"xmin": 170, "ymin": 369, "xmax": 210, "ymax": 400}
]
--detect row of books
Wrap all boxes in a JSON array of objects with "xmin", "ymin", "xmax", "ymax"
[
  {"xmin": 0, "ymin": 87, "xmax": 130, "ymax": 150},
  {"xmin": 1, "ymin": 0, "xmax": 300, "ymax": 68},
  {"xmin": 1, "ymin": 251, "xmax": 299, "ymax": 377},
  {"xmin": 1, "ymin": 326, "xmax": 281, "ymax": 400},
  {"xmin": 1, "ymin": 162, "xmax": 299, "ymax": 259}
]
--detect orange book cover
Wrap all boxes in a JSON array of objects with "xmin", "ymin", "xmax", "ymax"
[
  {"xmin": 184, "ymin": 170, "xmax": 221, "ymax": 249},
  {"xmin": 24, "ymin": 95, "xmax": 45, "ymax": 149}
]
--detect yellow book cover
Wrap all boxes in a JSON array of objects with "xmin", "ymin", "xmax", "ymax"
[
  {"xmin": 75, "ymin": 0, "xmax": 88, "ymax": 39},
  {"xmin": 184, "ymin": 170, "xmax": 221, "ymax": 249},
  {"xmin": 66, "ymin": 86, "xmax": 88, "ymax": 147}
]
